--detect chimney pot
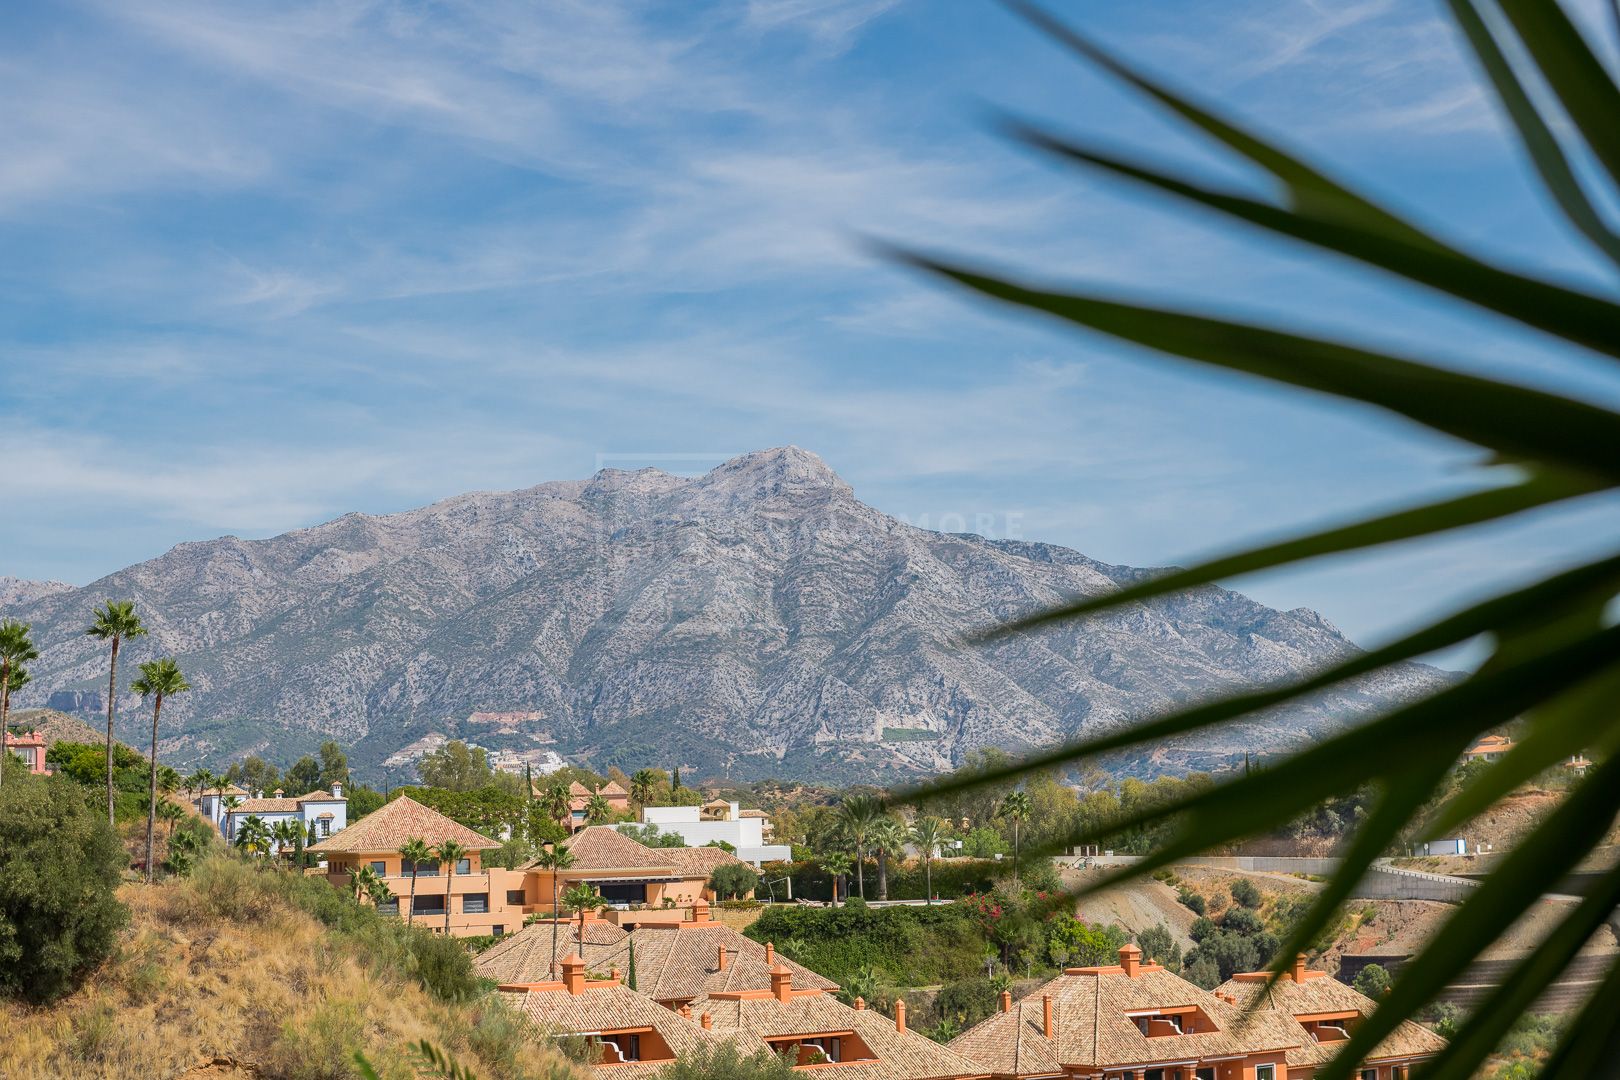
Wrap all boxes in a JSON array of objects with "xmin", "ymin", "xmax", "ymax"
[
  {"xmin": 1042, "ymin": 994, "xmax": 1054, "ymax": 1039},
  {"xmin": 895, "ymin": 997, "xmax": 907, "ymax": 1034},
  {"xmin": 700, "ymin": 1012, "xmax": 712, "ymax": 1030},
  {"xmin": 680, "ymin": 1003, "xmax": 692, "ymax": 1018},
  {"xmin": 692, "ymin": 898, "xmax": 711, "ymax": 923},
  {"xmin": 769, "ymin": 963, "xmax": 792, "ymax": 1003},
  {"xmin": 764, "ymin": 942, "xmax": 775, "ymax": 965},
  {"xmin": 1000, "ymin": 990, "xmax": 1012, "ymax": 1013},
  {"xmin": 717, "ymin": 945, "xmax": 728, "ymax": 972},
  {"xmin": 610, "ymin": 967, "xmax": 621, "ymax": 982},
  {"xmin": 1292, "ymin": 953, "xmax": 1308, "ymax": 983},
  {"xmin": 853, "ymin": 997, "xmax": 866, "ymax": 1011},
  {"xmin": 561, "ymin": 954, "xmax": 586, "ymax": 995},
  {"xmin": 1119, "ymin": 943, "xmax": 1142, "ymax": 978}
]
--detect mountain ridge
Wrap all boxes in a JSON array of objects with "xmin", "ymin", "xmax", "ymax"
[{"xmin": 3, "ymin": 447, "xmax": 1448, "ymax": 781}]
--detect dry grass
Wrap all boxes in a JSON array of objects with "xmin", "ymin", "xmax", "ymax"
[{"xmin": 0, "ymin": 862, "xmax": 583, "ymax": 1080}]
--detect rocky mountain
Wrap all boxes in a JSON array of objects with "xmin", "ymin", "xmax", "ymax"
[
  {"xmin": 2, "ymin": 448, "xmax": 1447, "ymax": 781},
  {"xmin": 0, "ymin": 575, "xmax": 72, "ymax": 608}
]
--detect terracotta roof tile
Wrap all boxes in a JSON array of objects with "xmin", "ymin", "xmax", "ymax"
[
  {"xmin": 555, "ymin": 827, "xmax": 677, "ymax": 872},
  {"xmin": 475, "ymin": 921, "xmax": 630, "ymax": 984},
  {"xmin": 308, "ymin": 795, "xmax": 499, "ymax": 853},
  {"xmin": 230, "ymin": 798, "xmax": 303, "ymax": 814},
  {"xmin": 1218, "ymin": 972, "xmax": 1447, "ymax": 1067},
  {"xmin": 691, "ymin": 988, "xmax": 986, "ymax": 1080},
  {"xmin": 500, "ymin": 981, "xmax": 731, "ymax": 1078}
]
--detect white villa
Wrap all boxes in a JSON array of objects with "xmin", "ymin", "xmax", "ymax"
[
  {"xmin": 610, "ymin": 801, "xmax": 791, "ymax": 866},
  {"xmin": 199, "ymin": 781, "xmax": 350, "ymax": 852}
]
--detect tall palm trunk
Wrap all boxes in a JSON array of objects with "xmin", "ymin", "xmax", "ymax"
[
  {"xmin": 0, "ymin": 664, "xmax": 10, "ymax": 791},
  {"xmin": 877, "ymin": 849, "xmax": 889, "ymax": 902},
  {"xmin": 144, "ymin": 690, "xmax": 163, "ymax": 884},
  {"xmin": 855, "ymin": 844, "xmax": 865, "ymax": 900},
  {"xmin": 444, "ymin": 863, "xmax": 455, "ymax": 936},
  {"xmin": 924, "ymin": 854, "xmax": 933, "ymax": 906},
  {"xmin": 550, "ymin": 876, "xmax": 562, "ymax": 974},
  {"xmin": 105, "ymin": 635, "xmax": 121, "ymax": 826},
  {"xmin": 407, "ymin": 869, "xmax": 418, "ymax": 926},
  {"xmin": 1013, "ymin": 821, "xmax": 1021, "ymax": 884}
]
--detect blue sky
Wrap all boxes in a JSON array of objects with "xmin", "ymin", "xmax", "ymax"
[{"xmin": 4, "ymin": 0, "xmax": 1619, "ymax": 651}]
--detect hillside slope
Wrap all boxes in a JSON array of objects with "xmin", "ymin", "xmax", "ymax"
[
  {"xmin": 5, "ymin": 447, "xmax": 1447, "ymax": 779},
  {"xmin": 0, "ymin": 859, "xmax": 579, "ymax": 1080}
]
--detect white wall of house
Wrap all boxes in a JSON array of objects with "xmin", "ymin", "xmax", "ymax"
[{"xmin": 615, "ymin": 804, "xmax": 790, "ymax": 866}]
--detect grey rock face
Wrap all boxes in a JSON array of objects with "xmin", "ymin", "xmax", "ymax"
[{"xmin": 3, "ymin": 447, "xmax": 1448, "ymax": 779}]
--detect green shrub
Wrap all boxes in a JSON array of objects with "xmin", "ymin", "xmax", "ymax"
[
  {"xmin": 932, "ymin": 977, "xmax": 1000, "ymax": 1030},
  {"xmin": 1222, "ymin": 907, "xmax": 1263, "ymax": 936},
  {"xmin": 655, "ymin": 1043, "xmax": 794, "ymax": 1079},
  {"xmin": 709, "ymin": 862, "xmax": 760, "ymax": 900},
  {"xmin": 1229, "ymin": 878, "xmax": 1262, "ymax": 909},
  {"xmin": 1352, "ymin": 963, "xmax": 1391, "ymax": 999},
  {"xmin": 1176, "ymin": 886, "xmax": 1206, "ymax": 915},
  {"xmin": 747, "ymin": 903, "xmax": 986, "ymax": 986},
  {"xmin": 0, "ymin": 773, "xmax": 128, "ymax": 1004}
]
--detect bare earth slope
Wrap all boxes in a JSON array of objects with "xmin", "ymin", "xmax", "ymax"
[{"xmin": 5, "ymin": 447, "xmax": 1449, "ymax": 779}]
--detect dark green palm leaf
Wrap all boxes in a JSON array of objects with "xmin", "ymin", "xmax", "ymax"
[
  {"xmin": 897, "ymin": 3, "xmax": 1620, "ymax": 1071},
  {"xmin": 899, "ymin": 255, "xmax": 1620, "ymax": 476},
  {"xmin": 1496, "ymin": 0, "xmax": 1620, "ymax": 189},
  {"xmin": 1447, "ymin": 0, "xmax": 1620, "ymax": 269}
]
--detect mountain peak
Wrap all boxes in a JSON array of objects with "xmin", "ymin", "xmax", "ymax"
[{"xmin": 699, "ymin": 446, "xmax": 850, "ymax": 497}]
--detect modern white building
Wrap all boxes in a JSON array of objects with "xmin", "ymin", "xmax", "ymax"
[
  {"xmin": 610, "ymin": 801, "xmax": 790, "ymax": 866},
  {"xmin": 201, "ymin": 782, "xmax": 350, "ymax": 852}
]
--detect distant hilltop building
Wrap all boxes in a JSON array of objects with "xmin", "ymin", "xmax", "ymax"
[
  {"xmin": 490, "ymin": 747, "xmax": 567, "ymax": 776},
  {"xmin": 45, "ymin": 689, "xmax": 102, "ymax": 713}
]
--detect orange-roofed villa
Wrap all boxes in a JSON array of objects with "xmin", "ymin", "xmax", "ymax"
[
  {"xmin": 1461, "ymin": 735, "xmax": 1512, "ymax": 763},
  {"xmin": 310, "ymin": 808, "xmax": 752, "ymax": 938},
  {"xmin": 2, "ymin": 730, "xmax": 51, "ymax": 776}
]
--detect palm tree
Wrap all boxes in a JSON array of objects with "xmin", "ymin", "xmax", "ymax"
[
  {"xmin": 0, "ymin": 620, "xmax": 40, "ymax": 790},
  {"xmin": 630, "ymin": 768, "xmax": 659, "ymax": 807},
  {"xmin": 532, "ymin": 844, "xmax": 576, "ymax": 973},
  {"xmin": 822, "ymin": 851, "xmax": 851, "ymax": 909},
  {"xmin": 540, "ymin": 779, "xmax": 572, "ymax": 831},
  {"xmin": 435, "ymin": 839, "xmax": 468, "ymax": 936},
  {"xmin": 350, "ymin": 864, "xmax": 384, "ymax": 903},
  {"xmin": 561, "ymin": 882, "xmax": 603, "ymax": 917},
  {"xmin": 272, "ymin": 819, "xmax": 303, "ymax": 864},
  {"xmin": 999, "ymin": 791, "xmax": 1032, "ymax": 884},
  {"xmin": 836, "ymin": 795, "xmax": 880, "ymax": 900},
  {"xmin": 131, "ymin": 658, "xmax": 189, "ymax": 884},
  {"xmin": 896, "ymin": 4, "xmax": 1620, "ymax": 1071},
  {"xmin": 585, "ymin": 792, "xmax": 612, "ymax": 824},
  {"xmin": 909, "ymin": 817, "xmax": 947, "ymax": 905},
  {"xmin": 233, "ymin": 814, "xmax": 271, "ymax": 858},
  {"xmin": 870, "ymin": 816, "xmax": 907, "ymax": 902},
  {"xmin": 87, "ymin": 601, "xmax": 147, "ymax": 827},
  {"xmin": 158, "ymin": 799, "xmax": 185, "ymax": 842},
  {"xmin": 0, "ymin": 664, "xmax": 30, "ymax": 764},
  {"xmin": 399, "ymin": 837, "xmax": 432, "ymax": 927}
]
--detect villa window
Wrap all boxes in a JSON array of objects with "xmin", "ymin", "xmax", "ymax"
[
  {"xmin": 506, "ymin": 889, "xmax": 526, "ymax": 905},
  {"xmin": 599, "ymin": 1034, "xmax": 642, "ymax": 1063},
  {"xmin": 319, "ymin": 820, "xmax": 331, "ymax": 837},
  {"xmin": 1360, "ymin": 1071, "xmax": 1378, "ymax": 1080},
  {"xmin": 1257, "ymin": 1067, "xmax": 1277, "ymax": 1080},
  {"xmin": 801, "ymin": 1037, "xmax": 840, "ymax": 1063},
  {"xmin": 492, "ymin": 925, "xmax": 504, "ymax": 936},
  {"xmin": 456, "ymin": 857, "xmax": 471, "ymax": 874},
  {"xmin": 414, "ymin": 895, "xmax": 446, "ymax": 915},
  {"xmin": 404, "ymin": 859, "xmax": 440, "ymax": 877},
  {"xmin": 376, "ymin": 897, "xmax": 399, "ymax": 916},
  {"xmin": 463, "ymin": 893, "xmax": 489, "ymax": 914},
  {"xmin": 369, "ymin": 861, "xmax": 386, "ymax": 875}
]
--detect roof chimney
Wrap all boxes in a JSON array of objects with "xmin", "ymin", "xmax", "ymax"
[
  {"xmin": 1000, "ymin": 990, "xmax": 1012, "ymax": 1013},
  {"xmin": 691, "ymin": 898, "xmax": 711, "ymax": 923},
  {"xmin": 331, "ymin": 781, "xmax": 343, "ymax": 798},
  {"xmin": 610, "ymin": 967, "xmax": 621, "ymax": 983},
  {"xmin": 1119, "ymin": 943, "xmax": 1142, "ymax": 978},
  {"xmin": 680, "ymin": 1003, "xmax": 693, "ymax": 1019},
  {"xmin": 1292, "ymin": 953, "xmax": 1308, "ymax": 983},
  {"xmin": 717, "ymin": 945, "xmax": 728, "ymax": 972},
  {"xmin": 273, "ymin": 788, "xmax": 284, "ymax": 798},
  {"xmin": 561, "ymin": 954, "xmax": 586, "ymax": 995},
  {"xmin": 1042, "ymin": 995, "xmax": 1054, "ymax": 1039},
  {"xmin": 764, "ymin": 941, "xmax": 775, "ymax": 965},
  {"xmin": 894, "ymin": 997, "xmax": 907, "ymax": 1034},
  {"xmin": 769, "ymin": 963, "xmax": 792, "ymax": 1003},
  {"xmin": 700, "ymin": 1012, "xmax": 713, "ymax": 1030},
  {"xmin": 853, "ymin": 997, "xmax": 866, "ymax": 1011}
]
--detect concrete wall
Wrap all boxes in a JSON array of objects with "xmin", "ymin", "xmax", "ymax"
[{"xmin": 1061, "ymin": 854, "xmax": 1480, "ymax": 902}]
